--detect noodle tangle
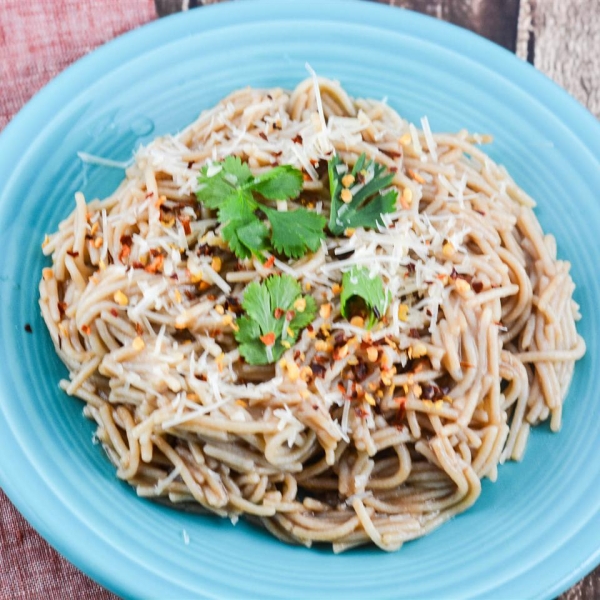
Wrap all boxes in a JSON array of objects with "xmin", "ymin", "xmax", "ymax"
[{"xmin": 39, "ymin": 78, "xmax": 585, "ymax": 551}]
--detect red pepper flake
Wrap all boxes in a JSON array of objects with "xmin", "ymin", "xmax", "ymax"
[
  {"xmin": 471, "ymin": 280, "xmax": 483, "ymax": 293},
  {"xmin": 179, "ymin": 215, "xmax": 192, "ymax": 235},
  {"xmin": 292, "ymin": 134, "xmax": 303, "ymax": 144},
  {"xmin": 135, "ymin": 322, "xmax": 143, "ymax": 335},
  {"xmin": 66, "ymin": 250, "xmax": 79, "ymax": 258},
  {"xmin": 145, "ymin": 254, "xmax": 164, "ymax": 274},
  {"xmin": 286, "ymin": 310, "xmax": 296, "ymax": 321},
  {"xmin": 131, "ymin": 261, "xmax": 144, "ymax": 270},
  {"xmin": 381, "ymin": 149, "xmax": 402, "ymax": 159},
  {"xmin": 119, "ymin": 245, "xmax": 131, "ymax": 262},
  {"xmin": 354, "ymin": 361, "xmax": 369, "ymax": 382},
  {"xmin": 57, "ymin": 302, "xmax": 67, "ymax": 318},
  {"xmin": 274, "ymin": 307, "xmax": 284, "ymax": 319},
  {"xmin": 258, "ymin": 132, "xmax": 268, "ymax": 141},
  {"xmin": 264, "ymin": 255, "xmax": 275, "ymax": 269},
  {"xmin": 474, "ymin": 209, "xmax": 486, "ymax": 216},
  {"xmin": 81, "ymin": 324, "xmax": 91, "ymax": 335},
  {"xmin": 337, "ymin": 382, "xmax": 346, "ymax": 395},
  {"xmin": 310, "ymin": 363, "xmax": 326, "ymax": 378},
  {"xmin": 110, "ymin": 308, "xmax": 118, "ymax": 317},
  {"xmin": 460, "ymin": 361, "xmax": 474, "ymax": 369},
  {"xmin": 145, "ymin": 191, "xmax": 154, "ymax": 199},
  {"xmin": 260, "ymin": 332, "xmax": 275, "ymax": 346},
  {"xmin": 355, "ymin": 407, "xmax": 369, "ymax": 419},
  {"xmin": 408, "ymin": 328, "xmax": 420, "ymax": 339},
  {"xmin": 393, "ymin": 396, "xmax": 407, "ymax": 429}
]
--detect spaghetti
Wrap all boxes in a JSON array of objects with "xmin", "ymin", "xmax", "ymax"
[{"xmin": 39, "ymin": 77, "xmax": 585, "ymax": 551}]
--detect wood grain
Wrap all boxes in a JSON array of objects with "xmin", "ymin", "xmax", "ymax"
[
  {"xmin": 517, "ymin": 0, "xmax": 600, "ymax": 117},
  {"xmin": 369, "ymin": 0, "xmax": 520, "ymax": 50}
]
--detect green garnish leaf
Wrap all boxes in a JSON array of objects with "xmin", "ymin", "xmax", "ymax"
[
  {"xmin": 251, "ymin": 165, "xmax": 304, "ymax": 200},
  {"xmin": 197, "ymin": 156, "xmax": 253, "ymax": 209},
  {"xmin": 217, "ymin": 191, "xmax": 261, "ymax": 259},
  {"xmin": 235, "ymin": 274, "xmax": 317, "ymax": 365},
  {"xmin": 340, "ymin": 266, "xmax": 390, "ymax": 329},
  {"xmin": 196, "ymin": 158, "xmax": 325, "ymax": 260},
  {"xmin": 264, "ymin": 207, "xmax": 327, "ymax": 259},
  {"xmin": 328, "ymin": 153, "xmax": 397, "ymax": 236}
]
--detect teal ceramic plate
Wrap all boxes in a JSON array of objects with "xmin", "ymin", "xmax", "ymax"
[{"xmin": 1, "ymin": 2, "xmax": 599, "ymax": 598}]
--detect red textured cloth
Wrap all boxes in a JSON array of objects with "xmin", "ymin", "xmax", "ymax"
[
  {"xmin": 0, "ymin": 0, "xmax": 157, "ymax": 130},
  {"xmin": 0, "ymin": 4, "xmax": 156, "ymax": 598}
]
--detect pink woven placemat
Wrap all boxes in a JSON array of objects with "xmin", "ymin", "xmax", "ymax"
[{"xmin": 0, "ymin": 4, "xmax": 156, "ymax": 597}]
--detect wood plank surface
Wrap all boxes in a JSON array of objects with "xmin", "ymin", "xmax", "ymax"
[{"xmin": 517, "ymin": 0, "xmax": 600, "ymax": 117}]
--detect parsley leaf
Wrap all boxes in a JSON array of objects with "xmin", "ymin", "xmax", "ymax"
[
  {"xmin": 340, "ymin": 266, "xmax": 390, "ymax": 328},
  {"xmin": 264, "ymin": 207, "xmax": 326, "ymax": 259},
  {"xmin": 235, "ymin": 274, "xmax": 317, "ymax": 365},
  {"xmin": 328, "ymin": 153, "xmax": 397, "ymax": 236},
  {"xmin": 196, "ymin": 157, "xmax": 325, "ymax": 260}
]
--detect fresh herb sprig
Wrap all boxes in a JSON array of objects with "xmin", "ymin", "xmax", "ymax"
[
  {"xmin": 196, "ymin": 157, "xmax": 325, "ymax": 260},
  {"xmin": 328, "ymin": 153, "xmax": 397, "ymax": 236},
  {"xmin": 235, "ymin": 274, "xmax": 317, "ymax": 365},
  {"xmin": 340, "ymin": 266, "xmax": 390, "ymax": 329}
]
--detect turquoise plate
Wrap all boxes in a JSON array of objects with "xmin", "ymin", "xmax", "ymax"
[{"xmin": 1, "ymin": 2, "xmax": 599, "ymax": 598}]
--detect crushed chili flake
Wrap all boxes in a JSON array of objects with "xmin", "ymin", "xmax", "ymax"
[
  {"xmin": 274, "ymin": 307, "xmax": 284, "ymax": 319},
  {"xmin": 310, "ymin": 363, "xmax": 326, "ymax": 378},
  {"xmin": 471, "ymin": 280, "xmax": 484, "ymax": 293},
  {"xmin": 81, "ymin": 324, "xmax": 91, "ymax": 335},
  {"xmin": 264, "ymin": 255, "xmax": 276, "ymax": 269},
  {"xmin": 66, "ymin": 250, "xmax": 79, "ymax": 258},
  {"xmin": 110, "ymin": 308, "xmax": 119, "ymax": 317},
  {"xmin": 260, "ymin": 332, "xmax": 276, "ymax": 346},
  {"xmin": 57, "ymin": 302, "xmax": 67, "ymax": 318},
  {"xmin": 145, "ymin": 254, "xmax": 164, "ymax": 274},
  {"xmin": 292, "ymin": 134, "xmax": 303, "ymax": 144},
  {"xmin": 179, "ymin": 215, "xmax": 192, "ymax": 235}
]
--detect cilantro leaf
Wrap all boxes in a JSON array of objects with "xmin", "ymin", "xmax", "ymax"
[
  {"xmin": 328, "ymin": 153, "xmax": 397, "ymax": 236},
  {"xmin": 196, "ymin": 156, "xmax": 253, "ymax": 209},
  {"xmin": 251, "ymin": 165, "xmax": 303, "ymax": 200},
  {"xmin": 223, "ymin": 155, "xmax": 253, "ymax": 187},
  {"xmin": 197, "ymin": 157, "xmax": 326, "ymax": 261},
  {"xmin": 218, "ymin": 191, "xmax": 261, "ymax": 259},
  {"xmin": 340, "ymin": 266, "xmax": 390, "ymax": 328},
  {"xmin": 235, "ymin": 274, "xmax": 317, "ymax": 365},
  {"xmin": 264, "ymin": 207, "xmax": 326, "ymax": 259},
  {"xmin": 236, "ymin": 220, "xmax": 270, "ymax": 257}
]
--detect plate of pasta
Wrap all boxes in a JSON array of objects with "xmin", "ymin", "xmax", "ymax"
[{"xmin": 0, "ymin": 2, "xmax": 599, "ymax": 599}]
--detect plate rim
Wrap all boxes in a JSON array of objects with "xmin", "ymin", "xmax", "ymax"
[{"xmin": 1, "ymin": 2, "xmax": 599, "ymax": 599}]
